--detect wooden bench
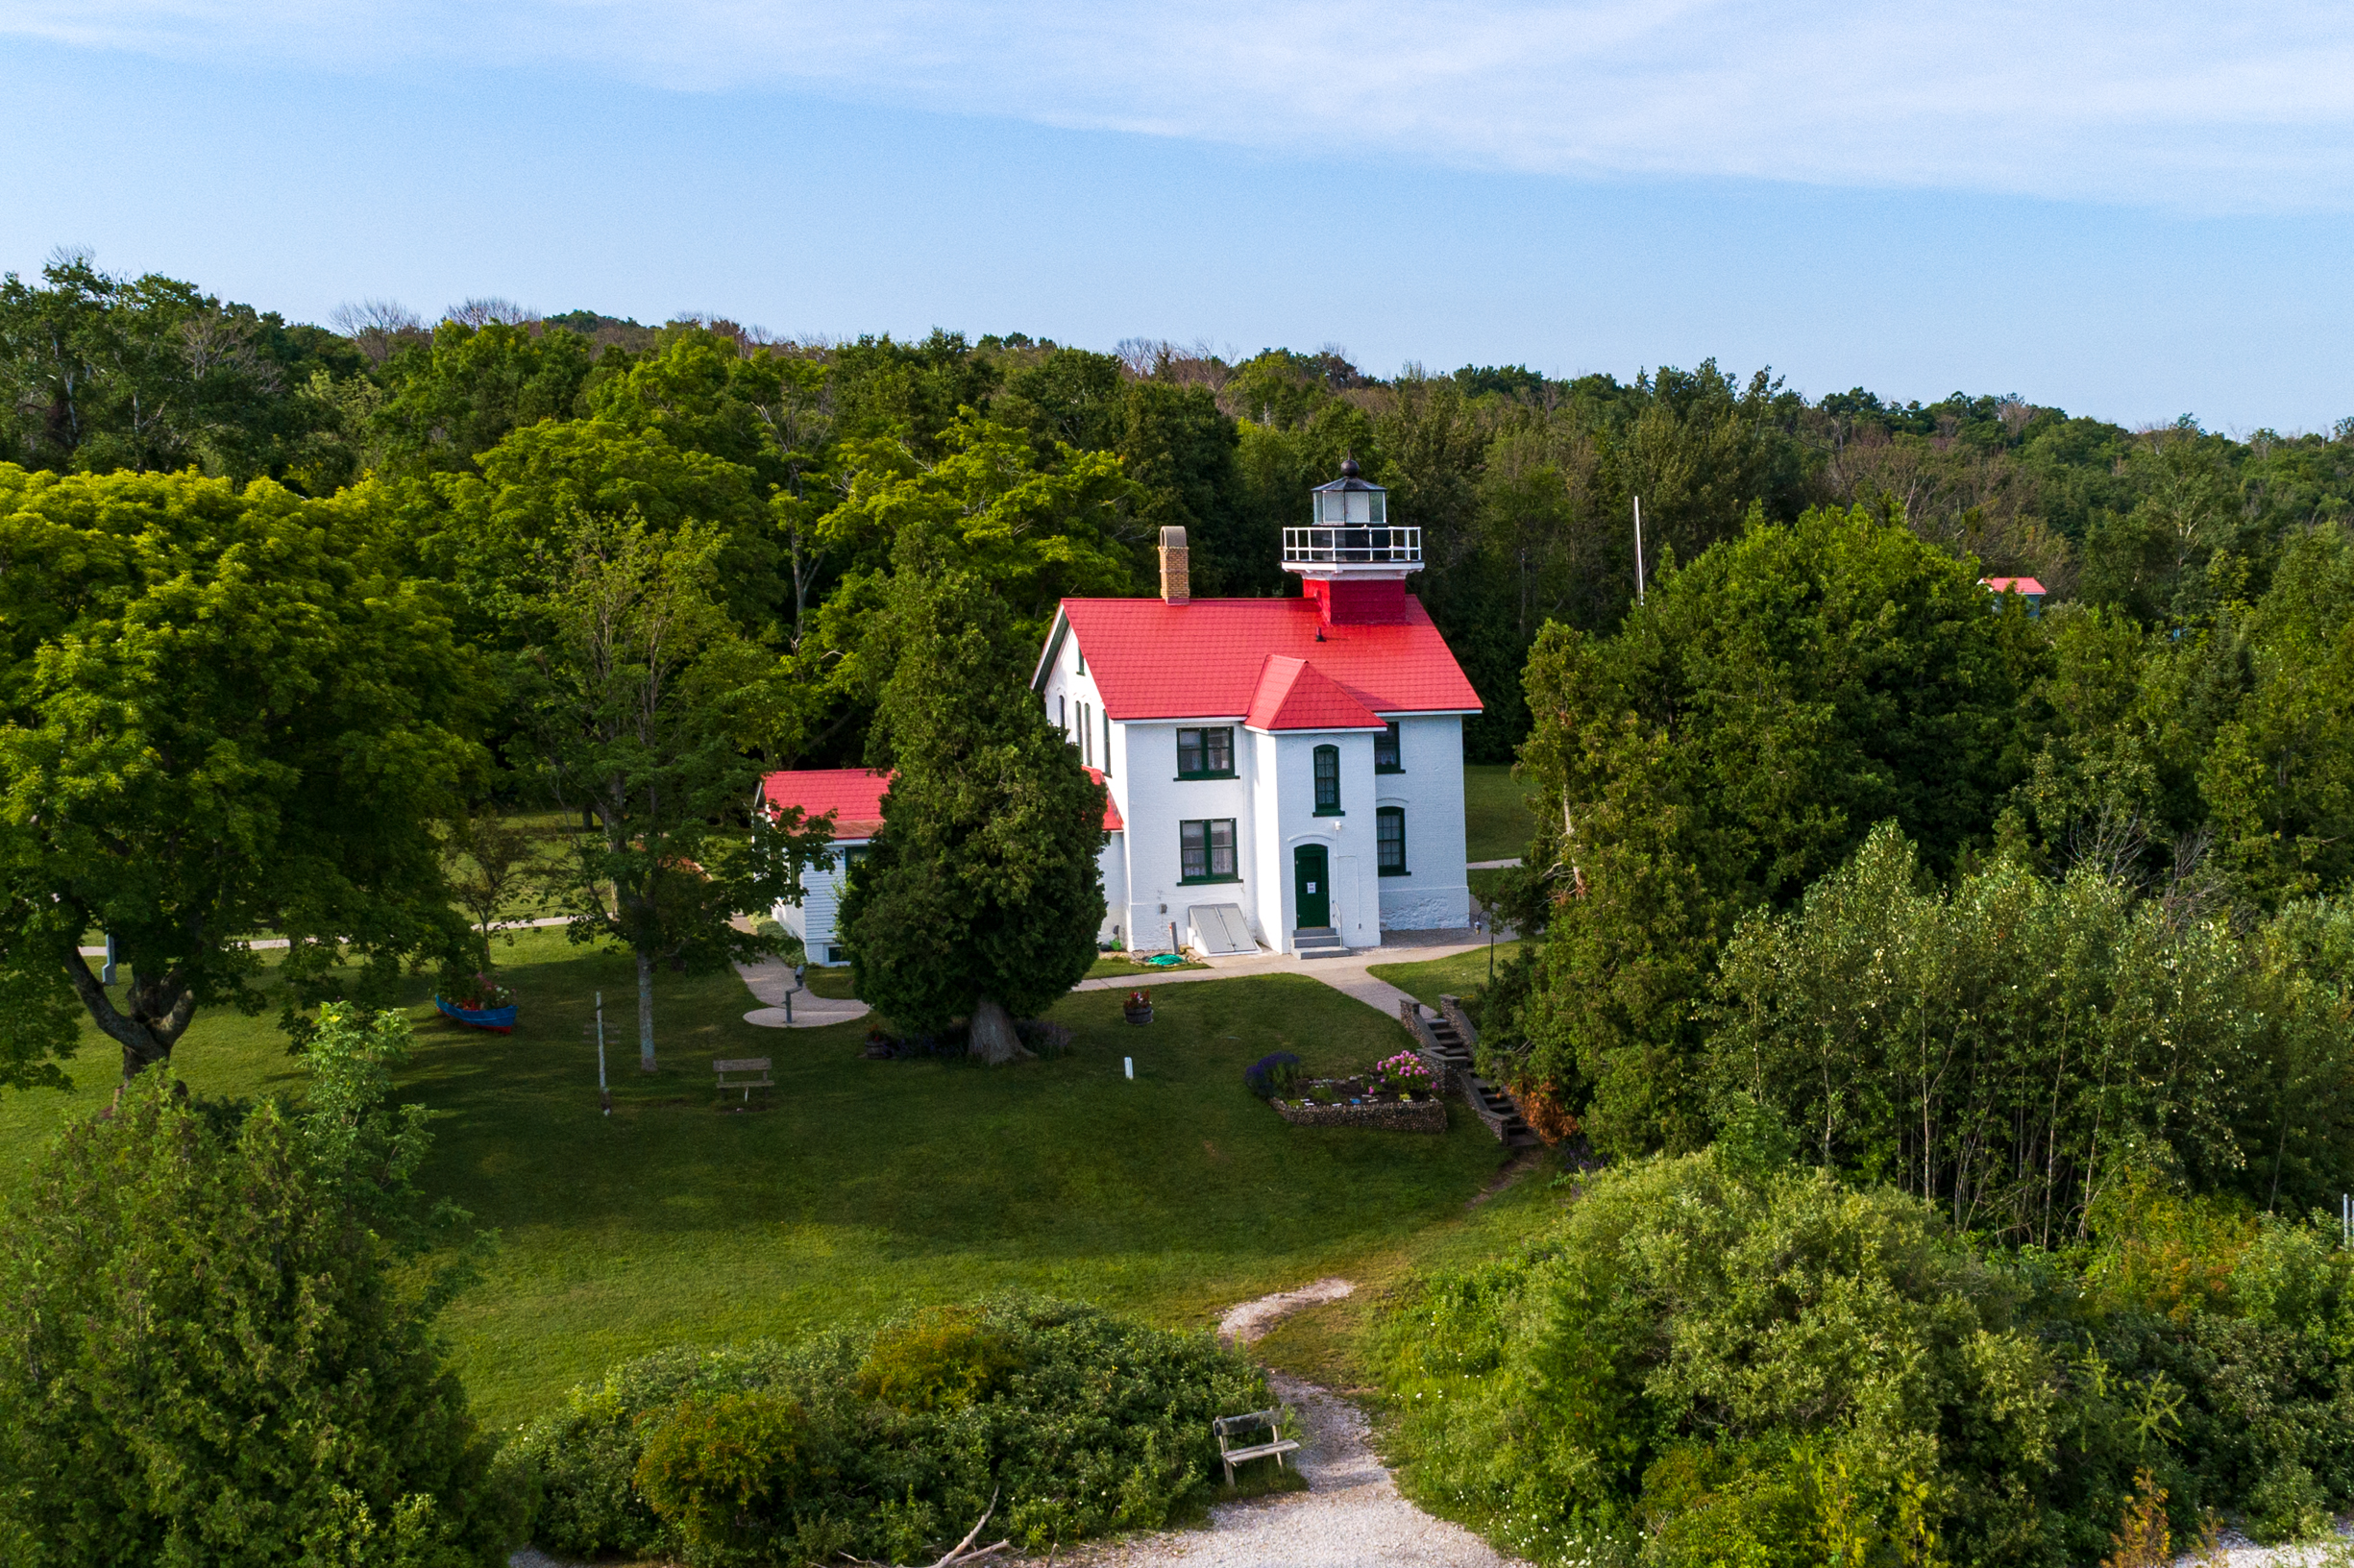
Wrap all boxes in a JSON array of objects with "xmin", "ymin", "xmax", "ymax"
[
  {"xmin": 1213, "ymin": 1409, "xmax": 1301, "ymax": 1486},
  {"xmin": 714, "ymin": 1056, "xmax": 773, "ymax": 1102}
]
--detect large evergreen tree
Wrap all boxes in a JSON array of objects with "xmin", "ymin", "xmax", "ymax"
[{"xmin": 839, "ymin": 566, "xmax": 1106, "ymax": 1065}]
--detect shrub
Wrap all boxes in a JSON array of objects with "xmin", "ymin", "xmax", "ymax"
[
  {"xmin": 636, "ymin": 1391, "xmax": 811, "ymax": 1556},
  {"xmin": 1244, "ymin": 1052, "xmax": 1304, "ymax": 1099},
  {"xmin": 0, "ymin": 1006, "xmax": 519, "ymax": 1567},
  {"xmin": 509, "ymin": 1295, "xmax": 1269, "ymax": 1565},
  {"xmin": 1372, "ymin": 1143, "xmax": 2354, "ymax": 1568},
  {"xmin": 855, "ymin": 1308, "xmax": 1019, "ymax": 1411}
]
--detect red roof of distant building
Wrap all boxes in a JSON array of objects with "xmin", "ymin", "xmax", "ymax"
[
  {"xmin": 1044, "ymin": 597, "xmax": 1482, "ymax": 721},
  {"xmin": 1246, "ymin": 655, "xmax": 1389, "ymax": 732},
  {"xmin": 1981, "ymin": 576, "xmax": 2047, "ymax": 597},
  {"xmin": 760, "ymin": 768, "xmax": 890, "ymax": 841},
  {"xmin": 759, "ymin": 766, "xmax": 1121, "ymax": 840}
]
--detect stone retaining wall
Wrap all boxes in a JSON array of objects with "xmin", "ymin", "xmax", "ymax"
[{"xmin": 1272, "ymin": 1094, "xmax": 1448, "ymax": 1133}]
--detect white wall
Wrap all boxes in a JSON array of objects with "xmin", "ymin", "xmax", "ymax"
[
  {"xmin": 1097, "ymin": 832, "xmax": 1127, "ymax": 946},
  {"xmin": 1039, "ymin": 618, "xmax": 1145, "ymax": 947},
  {"xmin": 1120, "ymin": 719, "xmax": 1256, "ymax": 953},
  {"xmin": 1037, "ymin": 621, "xmax": 1110, "ymax": 777},
  {"xmin": 772, "ymin": 840, "xmax": 870, "ymax": 965},
  {"xmin": 1374, "ymin": 714, "xmax": 1472, "ymax": 930},
  {"xmin": 1258, "ymin": 728, "xmax": 1383, "ymax": 949}
]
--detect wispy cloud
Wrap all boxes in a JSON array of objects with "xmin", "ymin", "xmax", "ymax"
[{"xmin": 12, "ymin": 1, "xmax": 2354, "ymax": 209}]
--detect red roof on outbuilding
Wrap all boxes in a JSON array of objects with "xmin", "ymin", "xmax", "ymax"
[
  {"xmin": 1981, "ymin": 576, "xmax": 2047, "ymax": 596},
  {"xmin": 1246, "ymin": 655, "xmax": 1388, "ymax": 731},
  {"xmin": 759, "ymin": 767, "xmax": 1121, "ymax": 841},
  {"xmin": 1047, "ymin": 596, "xmax": 1482, "ymax": 721},
  {"xmin": 759, "ymin": 768, "xmax": 890, "ymax": 842}
]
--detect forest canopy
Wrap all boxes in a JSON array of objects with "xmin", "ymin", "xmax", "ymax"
[{"xmin": 10, "ymin": 250, "xmax": 2352, "ymax": 772}]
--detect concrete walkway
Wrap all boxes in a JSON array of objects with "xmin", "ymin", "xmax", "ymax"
[
  {"xmin": 1073, "ymin": 929, "xmax": 1493, "ymax": 1021},
  {"xmin": 735, "ymin": 953, "xmax": 872, "ymax": 1029}
]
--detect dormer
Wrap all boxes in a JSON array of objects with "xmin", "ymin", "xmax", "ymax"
[{"xmin": 1284, "ymin": 457, "xmax": 1421, "ymax": 625}]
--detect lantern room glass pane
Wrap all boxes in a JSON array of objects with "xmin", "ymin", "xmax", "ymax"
[{"xmin": 1369, "ymin": 492, "xmax": 1386, "ymax": 524}]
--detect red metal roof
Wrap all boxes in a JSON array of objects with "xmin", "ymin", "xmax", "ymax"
[
  {"xmin": 1981, "ymin": 576, "xmax": 2047, "ymax": 596},
  {"xmin": 760, "ymin": 768, "xmax": 889, "ymax": 842},
  {"xmin": 1246, "ymin": 655, "xmax": 1388, "ymax": 731},
  {"xmin": 1051, "ymin": 596, "xmax": 1483, "ymax": 721},
  {"xmin": 1086, "ymin": 768, "xmax": 1123, "ymax": 831},
  {"xmin": 760, "ymin": 766, "xmax": 1121, "ymax": 840}
]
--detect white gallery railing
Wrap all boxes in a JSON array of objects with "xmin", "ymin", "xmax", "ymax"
[{"xmin": 1282, "ymin": 526, "xmax": 1422, "ymax": 564}]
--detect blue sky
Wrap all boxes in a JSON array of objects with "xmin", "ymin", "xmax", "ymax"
[{"xmin": 4, "ymin": 2, "xmax": 2352, "ymax": 430}]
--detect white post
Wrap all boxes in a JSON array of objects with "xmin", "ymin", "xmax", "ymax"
[
  {"xmin": 1633, "ymin": 495, "xmax": 1646, "ymax": 604},
  {"xmin": 1125, "ymin": 1057, "xmax": 1135, "ymax": 1081},
  {"xmin": 596, "ymin": 991, "xmax": 610, "ymax": 1115}
]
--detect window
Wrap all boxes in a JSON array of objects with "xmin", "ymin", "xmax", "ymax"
[
  {"xmin": 1103, "ymin": 708, "xmax": 1114, "ymax": 776},
  {"xmin": 826, "ymin": 945, "xmax": 846, "ymax": 964},
  {"xmin": 1180, "ymin": 819, "xmax": 1238, "ymax": 882},
  {"xmin": 1375, "ymin": 721, "xmax": 1402, "ymax": 772},
  {"xmin": 1082, "ymin": 703, "xmax": 1092, "ymax": 767},
  {"xmin": 1377, "ymin": 807, "xmax": 1407, "ymax": 875},
  {"xmin": 1312, "ymin": 745, "xmax": 1341, "ymax": 815},
  {"xmin": 1058, "ymin": 695, "xmax": 1067, "ymax": 731},
  {"xmin": 1176, "ymin": 726, "xmax": 1235, "ymax": 778},
  {"xmin": 1074, "ymin": 642, "xmax": 1086, "ymax": 674}
]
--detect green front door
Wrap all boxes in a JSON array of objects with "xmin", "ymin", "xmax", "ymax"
[{"xmin": 1294, "ymin": 844, "xmax": 1330, "ymax": 928}]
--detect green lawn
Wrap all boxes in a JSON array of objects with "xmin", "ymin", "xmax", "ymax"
[
  {"xmin": 2, "ymin": 929, "xmax": 1526, "ymax": 1432},
  {"xmin": 1365, "ymin": 943, "xmax": 1525, "ymax": 1012},
  {"xmin": 1462, "ymin": 764, "xmax": 1535, "ymax": 863}
]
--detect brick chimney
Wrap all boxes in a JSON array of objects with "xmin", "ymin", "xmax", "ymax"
[{"xmin": 1158, "ymin": 526, "xmax": 1189, "ymax": 605}]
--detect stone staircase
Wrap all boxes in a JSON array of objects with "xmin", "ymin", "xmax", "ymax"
[
  {"xmin": 1291, "ymin": 925, "xmax": 1348, "ymax": 960},
  {"xmin": 1401, "ymin": 994, "xmax": 1539, "ymax": 1148}
]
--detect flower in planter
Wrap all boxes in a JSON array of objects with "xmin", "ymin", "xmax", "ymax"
[{"xmin": 1372, "ymin": 1050, "xmax": 1435, "ymax": 1097}]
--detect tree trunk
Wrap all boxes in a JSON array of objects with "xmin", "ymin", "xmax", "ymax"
[
  {"xmin": 967, "ymin": 996, "xmax": 1032, "ymax": 1066},
  {"xmin": 61, "ymin": 948, "xmax": 189, "ymax": 1081},
  {"xmin": 636, "ymin": 949, "xmax": 657, "ymax": 1072}
]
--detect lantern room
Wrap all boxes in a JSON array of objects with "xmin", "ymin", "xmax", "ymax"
[{"xmin": 1283, "ymin": 457, "xmax": 1421, "ymax": 625}]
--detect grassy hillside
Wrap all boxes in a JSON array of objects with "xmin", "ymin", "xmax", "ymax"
[
  {"xmin": 1462, "ymin": 764, "xmax": 1535, "ymax": 863},
  {"xmin": 1, "ymin": 930, "xmax": 1535, "ymax": 1430}
]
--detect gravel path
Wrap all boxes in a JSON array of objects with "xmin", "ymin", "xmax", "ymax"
[{"xmin": 1022, "ymin": 1281, "xmax": 1528, "ymax": 1568}]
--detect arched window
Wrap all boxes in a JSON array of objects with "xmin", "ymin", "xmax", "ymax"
[{"xmin": 1312, "ymin": 745, "xmax": 1340, "ymax": 815}]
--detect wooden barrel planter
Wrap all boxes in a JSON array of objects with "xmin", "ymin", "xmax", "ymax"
[{"xmin": 1123, "ymin": 989, "xmax": 1154, "ymax": 1025}]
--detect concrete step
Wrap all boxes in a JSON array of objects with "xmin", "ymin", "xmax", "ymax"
[{"xmin": 1291, "ymin": 926, "xmax": 1348, "ymax": 959}]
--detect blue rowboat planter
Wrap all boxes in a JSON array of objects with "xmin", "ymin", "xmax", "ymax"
[{"xmin": 435, "ymin": 995, "xmax": 518, "ymax": 1033}]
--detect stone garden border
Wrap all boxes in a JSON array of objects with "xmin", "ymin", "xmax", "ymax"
[{"xmin": 1272, "ymin": 1087, "xmax": 1448, "ymax": 1133}]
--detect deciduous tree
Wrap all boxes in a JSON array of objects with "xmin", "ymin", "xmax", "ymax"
[
  {"xmin": 526, "ymin": 518, "xmax": 830, "ymax": 1071},
  {"xmin": 0, "ymin": 465, "xmax": 480, "ymax": 1086}
]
